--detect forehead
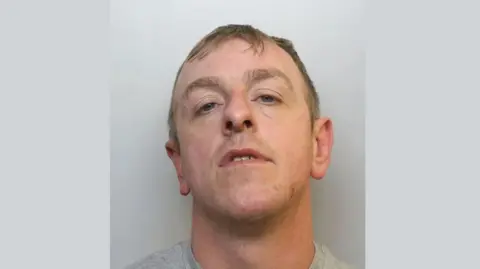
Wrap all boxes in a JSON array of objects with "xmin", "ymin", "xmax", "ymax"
[{"xmin": 174, "ymin": 39, "xmax": 303, "ymax": 95}]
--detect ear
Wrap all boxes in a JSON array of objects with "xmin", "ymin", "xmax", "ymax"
[
  {"xmin": 165, "ymin": 139, "xmax": 190, "ymax": 196},
  {"xmin": 310, "ymin": 117, "xmax": 334, "ymax": 180}
]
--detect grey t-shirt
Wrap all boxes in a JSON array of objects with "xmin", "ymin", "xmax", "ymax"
[{"xmin": 126, "ymin": 241, "xmax": 351, "ymax": 269}]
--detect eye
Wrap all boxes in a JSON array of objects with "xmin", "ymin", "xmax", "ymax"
[
  {"xmin": 197, "ymin": 102, "xmax": 218, "ymax": 114},
  {"xmin": 257, "ymin": 94, "xmax": 279, "ymax": 104}
]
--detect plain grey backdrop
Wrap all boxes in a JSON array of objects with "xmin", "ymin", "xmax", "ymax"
[
  {"xmin": 111, "ymin": 0, "xmax": 364, "ymax": 268},
  {"xmin": 3, "ymin": 0, "xmax": 479, "ymax": 269}
]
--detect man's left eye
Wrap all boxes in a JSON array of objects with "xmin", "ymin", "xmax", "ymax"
[{"xmin": 259, "ymin": 95, "xmax": 277, "ymax": 103}]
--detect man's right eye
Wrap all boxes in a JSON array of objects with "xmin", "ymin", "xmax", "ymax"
[{"xmin": 198, "ymin": 102, "xmax": 217, "ymax": 114}]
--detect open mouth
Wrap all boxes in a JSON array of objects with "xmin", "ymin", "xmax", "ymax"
[
  {"xmin": 219, "ymin": 148, "xmax": 271, "ymax": 167},
  {"xmin": 231, "ymin": 155, "xmax": 257, "ymax": 162}
]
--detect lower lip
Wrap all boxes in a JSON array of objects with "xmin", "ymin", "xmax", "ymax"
[{"xmin": 221, "ymin": 158, "xmax": 269, "ymax": 167}]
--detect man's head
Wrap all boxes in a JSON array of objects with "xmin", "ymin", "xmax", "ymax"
[{"xmin": 165, "ymin": 24, "xmax": 333, "ymax": 221}]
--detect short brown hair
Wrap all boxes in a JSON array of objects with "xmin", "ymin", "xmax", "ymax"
[{"xmin": 168, "ymin": 24, "xmax": 320, "ymax": 144}]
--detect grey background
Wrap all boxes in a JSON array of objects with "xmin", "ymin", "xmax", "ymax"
[
  {"xmin": 2, "ymin": 0, "xmax": 478, "ymax": 269},
  {"xmin": 111, "ymin": 0, "xmax": 364, "ymax": 268}
]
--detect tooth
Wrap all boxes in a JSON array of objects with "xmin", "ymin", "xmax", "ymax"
[{"xmin": 231, "ymin": 155, "xmax": 258, "ymax": 162}]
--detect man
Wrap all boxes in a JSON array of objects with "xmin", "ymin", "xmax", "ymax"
[{"xmin": 127, "ymin": 24, "xmax": 350, "ymax": 269}]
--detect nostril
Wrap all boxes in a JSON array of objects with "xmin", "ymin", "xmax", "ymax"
[{"xmin": 224, "ymin": 119, "xmax": 253, "ymax": 133}]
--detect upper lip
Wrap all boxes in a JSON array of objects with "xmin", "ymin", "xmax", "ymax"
[{"xmin": 219, "ymin": 148, "xmax": 271, "ymax": 166}]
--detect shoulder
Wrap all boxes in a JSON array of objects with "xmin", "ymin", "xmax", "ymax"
[{"xmin": 125, "ymin": 241, "xmax": 189, "ymax": 269}]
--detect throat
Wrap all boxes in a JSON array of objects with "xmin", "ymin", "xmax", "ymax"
[{"xmin": 191, "ymin": 191, "xmax": 315, "ymax": 269}]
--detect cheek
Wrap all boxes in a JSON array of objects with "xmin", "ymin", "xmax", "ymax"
[
  {"xmin": 258, "ymin": 109, "xmax": 313, "ymax": 174},
  {"xmin": 257, "ymin": 106, "xmax": 274, "ymax": 119},
  {"xmin": 280, "ymin": 131, "xmax": 312, "ymax": 166},
  {"xmin": 257, "ymin": 105, "xmax": 311, "ymax": 141},
  {"xmin": 180, "ymin": 130, "xmax": 220, "ymax": 181},
  {"xmin": 183, "ymin": 142, "xmax": 210, "ymax": 171}
]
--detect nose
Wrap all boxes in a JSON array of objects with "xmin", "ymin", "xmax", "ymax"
[{"xmin": 222, "ymin": 93, "xmax": 257, "ymax": 135}]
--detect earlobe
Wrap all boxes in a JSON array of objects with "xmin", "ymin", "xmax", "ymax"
[
  {"xmin": 165, "ymin": 140, "xmax": 190, "ymax": 196},
  {"xmin": 179, "ymin": 184, "xmax": 190, "ymax": 196},
  {"xmin": 311, "ymin": 118, "xmax": 334, "ymax": 179}
]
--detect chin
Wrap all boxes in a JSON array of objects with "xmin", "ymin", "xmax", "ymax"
[{"xmin": 222, "ymin": 190, "xmax": 290, "ymax": 222}]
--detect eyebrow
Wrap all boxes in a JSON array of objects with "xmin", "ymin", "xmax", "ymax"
[
  {"xmin": 181, "ymin": 67, "xmax": 293, "ymax": 101},
  {"xmin": 181, "ymin": 76, "xmax": 224, "ymax": 101},
  {"xmin": 244, "ymin": 68, "xmax": 293, "ymax": 91}
]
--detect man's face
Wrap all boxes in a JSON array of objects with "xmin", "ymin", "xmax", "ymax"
[{"xmin": 167, "ymin": 39, "xmax": 332, "ymax": 220}]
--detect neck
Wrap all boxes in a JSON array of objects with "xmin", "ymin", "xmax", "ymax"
[{"xmin": 190, "ymin": 187, "xmax": 315, "ymax": 269}]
